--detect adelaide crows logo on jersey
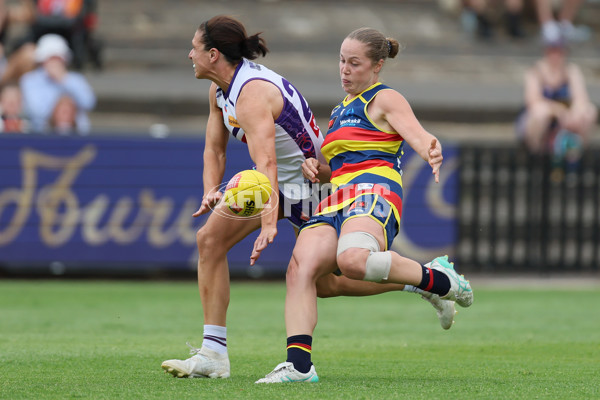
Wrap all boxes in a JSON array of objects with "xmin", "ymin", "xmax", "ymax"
[{"xmin": 328, "ymin": 116, "xmax": 337, "ymax": 130}]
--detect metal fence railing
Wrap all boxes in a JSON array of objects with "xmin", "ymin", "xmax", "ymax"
[{"xmin": 457, "ymin": 144, "xmax": 600, "ymax": 272}]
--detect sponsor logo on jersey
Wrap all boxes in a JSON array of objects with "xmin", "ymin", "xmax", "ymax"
[
  {"xmin": 308, "ymin": 114, "xmax": 320, "ymax": 137},
  {"xmin": 228, "ymin": 116, "xmax": 240, "ymax": 128},
  {"xmin": 356, "ymin": 183, "xmax": 374, "ymax": 190},
  {"xmin": 340, "ymin": 118, "xmax": 361, "ymax": 126}
]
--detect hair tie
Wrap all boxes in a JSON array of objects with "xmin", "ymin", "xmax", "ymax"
[{"xmin": 387, "ymin": 40, "xmax": 392, "ymax": 55}]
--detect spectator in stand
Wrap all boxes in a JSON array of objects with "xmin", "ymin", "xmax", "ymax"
[
  {"xmin": 0, "ymin": 0, "xmax": 35, "ymax": 86},
  {"xmin": 20, "ymin": 33, "xmax": 95, "ymax": 134},
  {"xmin": 461, "ymin": 0, "xmax": 525, "ymax": 39},
  {"xmin": 535, "ymin": 0, "xmax": 591, "ymax": 43},
  {"xmin": 515, "ymin": 35, "xmax": 597, "ymax": 159},
  {"xmin": 30, "ymin": 0, "xmax": 102, "ymax": 69},
  {"xmin": 49, "ymin": 94, "xmax": 77, "ymax": 134},
  {"xmin": 0, "ymin": 0, "xmax": 102, "ymax": 86},
  {"xmin": 0, "ymin": 83, "xmax": 28, "ymax": 132}
]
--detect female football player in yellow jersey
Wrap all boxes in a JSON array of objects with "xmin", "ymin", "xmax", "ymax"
[
  {"xmin": 162, "ymin": 17, "xmax": 455, "ymax": 381},
  {"xmin": 256, "ymin": 27, "xmax": 474, "ymax": 384}
]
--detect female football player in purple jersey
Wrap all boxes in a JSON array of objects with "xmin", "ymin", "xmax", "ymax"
[{"xmin": 161, "ymin": 17, "xmax": 456, "ymax": 380}]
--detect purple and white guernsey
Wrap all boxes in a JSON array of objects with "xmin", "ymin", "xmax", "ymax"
[{"xmin": 215, "ymin": 58, "xmax": 325, "ymax": 201}]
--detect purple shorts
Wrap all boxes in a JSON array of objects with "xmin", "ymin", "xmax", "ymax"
[{"xmin": 279, "ymin": 189, "xmax": 318, "ymax": 229}]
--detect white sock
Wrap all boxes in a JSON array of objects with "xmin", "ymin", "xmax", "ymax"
[
  {"xmin": 403, "ymin": 284, "xmax": 428, "ymax": 296},
  {"xmin": 202, "ymin": 325, "xmax": 227, "ymax": 355}
]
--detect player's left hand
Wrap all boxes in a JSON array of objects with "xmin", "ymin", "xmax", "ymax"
[
  {"xmin": 302, "ymin": 158, "xmax": 321, "ymax": 183},
  {"xmin": 250, "ymin": 225, "xmax": 278, "ymax": 266},
  {"xmin": 428, "ymin": 139, "xmax": 443, "ymax": 183}
]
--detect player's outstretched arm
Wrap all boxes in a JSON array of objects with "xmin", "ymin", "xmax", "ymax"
[
  {"xmin": 376, "ymin": 89, "xmax": 443, "ymax": 182},
  {"xmin": 237, "ymin": 80, "xmax": 281, "ymax": 265}
]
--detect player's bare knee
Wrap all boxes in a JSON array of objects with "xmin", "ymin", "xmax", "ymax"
[
  {"xmin": 288, "ymin": 253, "xmax": 326, "ymax": 293},
  {"xmin": 285, "ymin": 258, "xmax": 300, "ymax": 284},
  {"xmin": 285, "ymin": 254, "xmax": 309, "ymax": 286},
  {"xmin": 196, "ymin": 227, "xmax": 211, "ymax": 249},
  {"xmin": 196, "ymin": 227, "xmax": 223, "ymax": 260}
]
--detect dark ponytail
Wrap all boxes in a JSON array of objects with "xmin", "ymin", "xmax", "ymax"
[{"xmin": 243, "ymin": 33, "xmax": 268, "ymax": 59}]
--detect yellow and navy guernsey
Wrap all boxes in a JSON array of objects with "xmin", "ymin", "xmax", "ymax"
[{"xmin": 307, "ymin": 82, "xmax": 404, "ymax": 249}]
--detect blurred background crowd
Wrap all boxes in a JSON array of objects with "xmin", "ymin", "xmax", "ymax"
[{"xmin": 0, "ymin": 0, "xmax": 596, "ymax": 149}]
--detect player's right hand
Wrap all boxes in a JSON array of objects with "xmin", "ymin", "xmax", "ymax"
[
  {"xmin": 193, "ymin": 191, "xmax": 223, "ymax": 217},
  {"xmin": 250, "ymin": 225, "xmax": 277, "ymax": 266},
  {"xmin": 428, "ymin": 139, "xmax": 443, "ymax": 184},
  {"xmin": 302, "ymin": 157, "xmax": 321, "ymax": 183}
]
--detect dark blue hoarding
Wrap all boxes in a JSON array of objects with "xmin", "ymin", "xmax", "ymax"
[{"xmin": 0, "ymin": 135, "xmax": 457, "ymax": 276}]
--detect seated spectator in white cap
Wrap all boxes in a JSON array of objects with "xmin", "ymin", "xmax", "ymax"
[{"xmin": 19, "ymin": 33, "xmax": 96, "ymax": 134}]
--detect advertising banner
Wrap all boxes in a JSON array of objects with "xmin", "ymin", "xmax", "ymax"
[{"xmin": 0, "ymin": 135, "xmax": 457, "ymax": 276}]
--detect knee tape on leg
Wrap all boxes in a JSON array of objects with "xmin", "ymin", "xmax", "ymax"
[
  {"xmin": 337, "ymin": 232, "xmax": 380, "ymax": 256},
  {"xmin": 337, "ymin": 232, "xmax": 390, "ymax": 282},
  {"xmin": 364, "ymin": 251, "xmax": 392, "ymax": 282}
]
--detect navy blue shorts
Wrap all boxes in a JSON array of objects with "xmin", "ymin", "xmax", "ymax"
[{"xmin": 299, "ymin": 193, "xmax": 399, "ymax": 250}]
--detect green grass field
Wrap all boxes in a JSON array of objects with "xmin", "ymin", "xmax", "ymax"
[{"xmin": 1, "ymin": 279, "xmax": 598, "ymax": 399}]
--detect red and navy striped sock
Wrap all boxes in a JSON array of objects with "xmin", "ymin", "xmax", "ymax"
[
  {"xmin": 286, "ymin": 334, "xmax": 312, "ymax": 373},
  {"xmin": 417, "ymin": 265, "xmax": 451, "ymax": 296}
]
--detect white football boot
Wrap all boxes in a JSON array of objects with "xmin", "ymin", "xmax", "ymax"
[
  {"xmin": 421, "ymin": 292, "xmax": 456, "ymax": 330},
  {"xmin": 161, "ymin": 345, "xmax": 230, "ymax": 378},
  {"xmin": 255, "ymin": 362, "xmax": 319, "ymax": 383},
  {"xmin": 425, "ymin": 255, "xmax": 473, "ymax": 308}
]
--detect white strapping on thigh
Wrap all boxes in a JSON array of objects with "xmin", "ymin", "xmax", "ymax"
[{"xmin": 336, "ymin": 231, "xmax": 380, "ymax": 256}]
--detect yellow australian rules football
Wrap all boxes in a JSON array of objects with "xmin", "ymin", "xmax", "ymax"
[{"xmin": 223, "ymin": 169, "xmax": 273, "ymax": 217}]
